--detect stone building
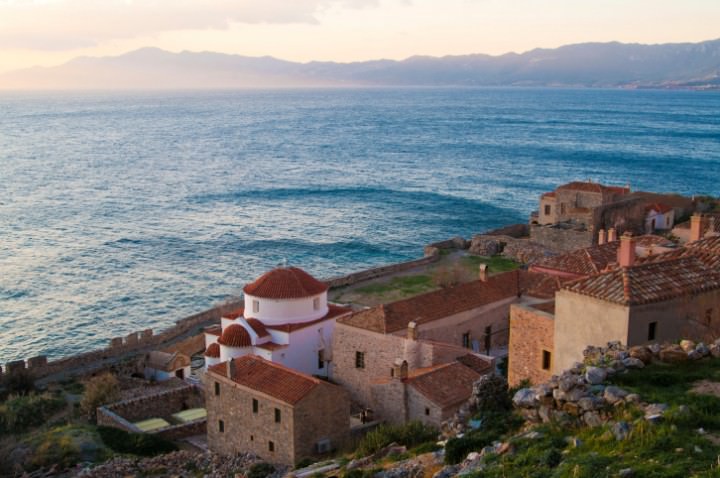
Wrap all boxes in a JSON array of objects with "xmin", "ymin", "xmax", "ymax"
[
  {"xmin": 204, "ymin": 355, "xmax": 349, "ymax": 466},
  {"xmin": 535, "ymin": 181, "xmax": 630, "ymax": 227},
  {"xmin": 203, "ymin": 267, "xmax": 351, "ymax": 378},
  {"xmin": 508, "ymin": 232, "xmax": 720, "ymax": 385},
  {"xmin": 143, "ymin": 351, "xmax": 191, "ymax": 381}
]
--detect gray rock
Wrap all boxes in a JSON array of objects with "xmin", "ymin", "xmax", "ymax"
[
  {"xmin": 622, "ymin": 357, "xmax": 645, "ymax": 369},
  {"xmin": 612, "ymin": 421, "xmax": 631, "ymax": 441},
  {"xmin": 578, "ymin": 396, "xmax": 603, "ymax": 411},
  {"xmin": 648, "ymin": 343, "xmax": 661, "ymax": 355},
  {"xmin": 604, "ymin": 386, "xmax": 629, "ymax": 404},
  {"xmin": 645, "ymin": 403, "xmax": 669, "ymax": 422},
  {"xmin": 432, "ymin": 466, "xmax": 459, "ymax": 478},
  {"xmin": 589, "ymin": 384, "xmax": 606, "ymax": 395},
  {"xmin": 565, "ymin": 387, "xmax": 590, "ymax": 402},
  {"xmin": 538, "ymin": 405, "xmax": 552, "ymax": 423},
  {"xmin": 533, "ymin": 383, "xmax": 553, "ymax": 398},
  {"xmin": 688, "ymin": 350, "xmax": 703, "ymax": 361},
  {"xmin": 609, "ymin": 359, "xmax": 626, "ymax": 371},
  {"xmin": 696, "ymin": 342, "xmax": 710, "ymax": 356},
  {"xmin": 585, "ymin": 366, "xmax": 607, "ymax": 385},
  {"xmin": 625, "ymin": 393, "xmax": 641, "ymax": 403},
  {"xmin": 619, "ymin": 468, "xmax": 634, "ymax": 477},
  {"xmin": 583, "ymin": 411, "xmax": 604, "ymax": 427},
  {"xmin": 512, "ymin": 388, "xmax": 536, "ymax": 408}
]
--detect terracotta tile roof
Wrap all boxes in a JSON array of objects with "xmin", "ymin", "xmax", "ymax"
[
  {"xmin": 407, "ymin": 362, "xmax": 482, "ymax": 408},
  {"xmin": 246, "ymin": 318, "xmax": 270, "ymax": 338},
  {"xmin": 532, "ymin": 235, "xmax": 671, "ymax": 278},
  {"xmin": 205, "ymin": 325, "xmax": 222, "ymax": 336},
  {"xmin": 204, "ymin": 343, "xmax": 220, "ymax": 358},
  {"xmin": 455, "ymin": 354, "xmax": 494, "ymax": 375},
  {"xmin": 645, "ymin": 203, "xmax": 673, "ymax": 214},
  {"xmin": 265, "ymin": 304, "xmax": 351, "ymax": 333},
  {"xmin": 255, "ymin": 342, "xmax": 287, "ymax": 351},
  {"xmin": 208, "ymin": 355, "xmax": 320, "ymax": 405},
  {"xmin": 243, "ymin": 267, "xmax": 328, "ymax": 299},
  {"xmin": 217, "ymin": 324, "xmax": 252, "ymax": 347},
  {"xmin": 562, "ymin": 256, "xmax": 720, "ymax": 306},
  {"xmin": 223, "ymin": 308, "xmax": 244, "ymax": 320},
  {"xmin": 525, "ymin": 274, "xmax": 567, "ymax": 299},
  {"xmin": 339, "ymin": 271, "xmax": 530, "ymax": 334},
  {"xmin": 636, "ymin": 236, "xmax": 720, "ymax": 269},
  {"xmin": 145, "ymin": 351, "xmax": 190, "ymax": 371}
]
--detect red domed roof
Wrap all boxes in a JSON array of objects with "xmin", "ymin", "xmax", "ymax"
[
  {"xmin": 204, "ymin": 343, "xmax": 220, "ymax": 358},
  {"xmin": 218, "ymin": 324, "xmax": 252, "ymax": 347},
  {"xmin": 243, "ymin": 267, "xmax": 328, "ymax": 299}
]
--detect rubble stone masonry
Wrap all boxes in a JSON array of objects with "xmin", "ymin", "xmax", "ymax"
[{"xmin": 508, "ymin": 304, "xmax": 555, "ymax": 387}]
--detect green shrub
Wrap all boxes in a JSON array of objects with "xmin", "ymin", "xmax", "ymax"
[
  {"xmin": 1, "ymin": 369, "xmax": 36, "ymax": 396},
  {"xmin": 97, "ymin": 426, "xmax": 177, "ymax": 456},
  {"xmin": 410, "ymin": 441, "xmax": 441, "ymax": 455},
  {"xmin": 0, "ymin": 392, "xmax": 66, "ymax": 434},
  {"xmin": 356, "ymin": 421, "xmax": 437, "ymax": 457},
  {"xmin": 295, "ymin": 457, "xmax": 315, "ymax": 469},
  {"xmin": 81, "ymin": 374, "xmax": 120, "ymax": 422},
  {"xmin": 31, "ymin": 431, "xmax": 81, "ymax": 469},
  {"xmin": 445, "ymin": 410, "xmax": 523, "ymax": 464},
  {"xmin": 247, "ymin": 462, "xmax": 275, "ymax": 478}
]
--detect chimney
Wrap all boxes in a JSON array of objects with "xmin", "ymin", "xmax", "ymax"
[
  {"xmin": 607, "ymin": 228, "xmax": 617, "ymax": 242},
  {"xmin": 598, "ymin": 229, "xmax": 607, "ymax": 245},
  {"xmin": 393, "ymin": 359, "xmax": 408, "ymax": 380},
  {"xmin": 226, "ymin": 358, "xmax": 235, "ymax": 379},
  {"xmin": 407, "ymin": 321, "xmax": 418, "ymax": 341},
  {"xmin": 618, "ymin": 232, "xmax": 636, "ymax": 268},
  {"xmin": 690, "ymin": 213, "xmax": 706, "ymax": 243},
  {"xmin": 709, "ymin": 216, "xmax": 717, "ymax": 236},
  {"xmin": 478, "ymin": 263, "xmax": 488, "ymax": 282}
]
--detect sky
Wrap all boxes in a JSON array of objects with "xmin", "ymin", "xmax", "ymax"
[{"xmin": 0, "ymin": 0, "xmax": 719, "ymax": 74}]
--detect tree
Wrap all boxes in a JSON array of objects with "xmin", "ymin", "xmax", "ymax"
[{"xmin": 80, "ymin": 373, "xmax": 120, "ymax": 422}]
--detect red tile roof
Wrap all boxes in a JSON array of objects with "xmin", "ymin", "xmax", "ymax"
[
  {"xmin": 246, "ymin": 318, "xmax": 270, "ymax": 338},
  {"xmin": 455, "ymin": 354, "xmax": 494, "ymax": 374},
  {"xmin": 407, "ymin": 362, "xmax": 482, "ymax": 408},
  {"xmin": 266, "ymin": 304, "xmax": 351, "ymax": 333},
  {"xmin": 223, "ymin": 308, "xmax": 244, "ymax": 320},
  {"xmin": 243, "ymin": 267, "xmax": 328, "ymax": 299},
  {"xmin": 562, "ymin": 256, "xmax": 720, "ymax": 306},
  {"xmin": 339, "ymin": 271, "xmax": 533, "ymax": 334},
  {"xmin": 645, "ymin": 203, "xmax": 673, "ymax": 214},
  {"xmin": 532, "ymin": 235, "xmax": 671, "ymax": 278},
  {"xmin": 208, "ymin": 355, "xmax": 321, "ymax": 405},
  {"xmin": 204, "ymin": 343, "xmax": 220, "ymax": 358},
  {"xmin": 255, "ymin": 342, "xmax": 288, "ymax": 351},
  {"xmin": 217, "ymin": 324, "xmax": 252, "ymax": 347}
]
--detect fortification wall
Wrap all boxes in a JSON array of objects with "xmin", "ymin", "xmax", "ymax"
[
  {"xmin": 529, "ymin": 225, "xmax": 595, "ymax": 252},
  {"xmin": 2, "ymin": 300, "xmax": 243, "ymax": 381},
  {"xmin": 325, "ymin": 252, "xmax": 440, "ymax": 289}
]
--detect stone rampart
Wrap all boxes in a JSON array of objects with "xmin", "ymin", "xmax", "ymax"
[
  {"xmin": 529, "ymin": 224, "xmax": 595, "ymax": 252},
  {"xmin": 325, "ymin": 253, "xmax": 440, "ymax": 289},
  {"xmin": 2, "ymin": 300, "xmax": 243, "ymax": 381}
]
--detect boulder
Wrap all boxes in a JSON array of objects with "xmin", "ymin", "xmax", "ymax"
[
  {"xmin": 648, "ymin": 343, "xmax": 661, "ymax": 355},
  {"xmin": 585, "ymin": 366, "xmax": 607, "ymax": 385},
  {"xmin": 583, "ymin": 411, "xmax": 604, "ymax": 427},
  {"xmin": 688, "ymin": 350, "xmax": 704, "ymax": 361},
  {"xmin": 622, "ymin": 357, "xmax": 645, "ymax": 369},
  {"xmin": 612, "ymin": 421, "xmax": 631, "ymax": 441},
  {"xmin": 512, "ymin": 388, "xmax": 537, "ymax": 408},
  {"xmin": 578, "ymin": 396, "xmax": 603, "ymax": 412},
  {"xmin": 645, "ymin": 403, "xmax": 669, "ymax": 422},
  {"xmin": 469, "ymin": 236, "xmax": 500, "ymax": 256},
  {"xmin": 680, "ymin": 340, "xmax": 696, "ymax": 352},
  {"xmin": 628, "ymin": 346, "xmax": 653, "ymax": 364},
  {"xmin": 710, "ymin": 344, "xmax": 720, "ymax": 358},
  {"xmin": 603, "ymin": 386, "xmax": 629, "ymax": 404},
  {"xmin": 659, "ymin": 345, "xmax": 689, "ymax": 363},
  {"xmin": 696, "ymin": 343, "xmax": 710, "ymax": 356}
]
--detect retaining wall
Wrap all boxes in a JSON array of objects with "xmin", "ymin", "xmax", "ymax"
[{"xmin": 325, "ymin": 252, "xmax": 440, "ymax": 289}]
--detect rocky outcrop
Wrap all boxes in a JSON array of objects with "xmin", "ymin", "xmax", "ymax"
[
  {"xmin": 440, "ymin": 374, "xmax": 510, "ymax": 438},
  {"xmin": 468, "ymin": 234, "xmax": 553, "ymax": 264}
]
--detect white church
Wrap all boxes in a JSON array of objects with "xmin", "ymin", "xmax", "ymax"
[{"xmin": 203, "ymin": 266, "xmax": 351, "ymax": 378}]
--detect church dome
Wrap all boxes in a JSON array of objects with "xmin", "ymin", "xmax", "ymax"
[
  {"xmin": 204, "ymin": 343, "xmax": 220, "ymax": 358},
  {"xmin": 218, "ymin": 324, "xmax": 252, "ymax": 347},
  {"xmin": 243, "ymin": 267, "xmax": 328, "ymax": 299}
]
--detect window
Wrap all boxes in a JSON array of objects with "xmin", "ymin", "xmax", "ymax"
[
  {"xmin": 462, "ymin": 332, "xmax": 471, "ymax": 349},
  {"xmin": 218, "ymin": 420, "xmax": 224, "ymax": 433},
  {"xmin": 214, "ymin": 382, "xmax": 220, "ymax": 396},
  {"xmin": 425, "ymin": 407, "xmax": 430, "ymax": 416},
  {"xmin": 275, "ymin": 408, "xmax": 281, "ymax": 423},
  {"xmin": 355, "ymin": 351, "xmax": 365, "ymax": 369},
  {"xmin": 252, "ymin": 300, "xmax": 260, "ymax": 313},
  {"xmin": 268, "ymin": 441, "xmax": 275, "ymax": 452},
  {"xmin": 544, "ymin": 204, "xmax": 551, "ymax": 215},
  {"xmin": 542, "ymin": 350, "xmax": 552, "ymax": 371},
  {"xmin": 706, "ymin": 308, "xmax": 714, "ymax": 325},
  {"xmin": 390, "ymin": 368, "xmax": 395, "ymax": 377},
  {"xmin": 318, "ymin": 349, "xmax": 325, "ymax": 369},
  {"xmin": 313, "ymin": 297, "xmax": 320, "ymax": 310},
  {"xmin": 252, "ymin": 398, "xmax": 258, "ymax": 413},
  {"xmin": 250, "ymin": 435, "xmax": 254, "ymax": 441},
  {"xmin": 648, "ymin": 322, "xmax": 657, "ymax": 341},
  {"xmin": 484, "ymin": 325, "xmax": 492, "ymax": 353}
]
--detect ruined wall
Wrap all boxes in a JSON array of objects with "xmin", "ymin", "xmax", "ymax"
[
  {"xmin": 508, "ymin": 304, "xmax": 555, "ymax": 387},
  {"xmin": 98, "ymin": 384, "xmax": 203, "ymax": 423},
  {"xmin": 324, "ymin": 253, "xmax": 439, "ymax": 289},
  {"xmin": 529, "ymin": 225, "xmax": 595, "ymax": 252}
]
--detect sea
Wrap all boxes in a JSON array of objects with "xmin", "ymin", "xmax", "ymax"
[{"xmin": 1, "ymin": 87, "xmax": 719, "ymax": 362}]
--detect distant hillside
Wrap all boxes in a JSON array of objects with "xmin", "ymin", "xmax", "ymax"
[{"xmin": 2, "ymin": 39, "xmax": 720, "ymax": 90}]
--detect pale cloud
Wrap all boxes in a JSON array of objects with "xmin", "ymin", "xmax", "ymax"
[{"xmin": 0, "ymin": 0, "xmax": 381, "ymax": 50}]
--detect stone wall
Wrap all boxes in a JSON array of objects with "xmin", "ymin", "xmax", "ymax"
[
  {"xmin": 529, "ymin": 224, "xmax": 595, "ymax": 253},
  {"xmin": 324, "ymin": 253, "xmax": 440, "ymax": 290},
  {"xmin": 293, "ymin": 383, "xmax": 351, "ymax": 461},
  {"xmin": 508, "ymin": 304, "xmax": 555, "ymax": 387},
  {"xmin": 98, "ymin": 384, "xmax": 204, "ymax": 424},
  {"xmin": 2, "ymin": 300, "xmax": 243, "ymax": 381}
]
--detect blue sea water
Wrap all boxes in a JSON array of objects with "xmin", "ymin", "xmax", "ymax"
[{"xmin": 1, "ymin": 87, "xmax": 719, "ymax": 362}]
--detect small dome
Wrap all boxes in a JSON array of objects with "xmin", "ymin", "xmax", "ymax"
[
  {"xmin": 243, "ymin": 267, "xmax": 328, "ymax": 299},
  {"xmin": 204, "ymin": 343, "xmax": 220, "ymax": 358},
  {"xmin": 218, "ymin": 324, "xmax": 252, "ymax": 347},
  {"xmin": 246, "ymin": 318, "xmax": 270, "ymax": 338}
]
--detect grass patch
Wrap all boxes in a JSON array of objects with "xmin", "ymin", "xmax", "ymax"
[
  {"xmin": 355, "ymin": 275, "xmax": 435, "ymax": 298},
  {"xmin": 97, "ymin": 425, "xmax": 177, "ymax": 457},
  {"xmin": 0, "ymin": 392, "xmax": 67, "ymax": 435},
  {"xmin": 462, "ymin": 255, "xmax": 519, "ymax": 274},
  {"xmin": 356, "ymin": 421, "xmax": 437, "ymax": 458}
]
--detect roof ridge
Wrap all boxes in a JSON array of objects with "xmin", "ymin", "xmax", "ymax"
[{"xmin": 239, "ymin": 355, "xmax": 322, "ymax": 385}]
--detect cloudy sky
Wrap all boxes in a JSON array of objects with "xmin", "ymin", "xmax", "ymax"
[{"xmin": 1, "ymin": 0, "xmax": 718, "ymax": 73}]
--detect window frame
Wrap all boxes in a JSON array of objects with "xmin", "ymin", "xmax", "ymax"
[
  {"xmin": 355, "ymin": 351, "xmax": 365, "ymax": 369},
  {"xmin": 541, "ymin": 349, "xmax": 552, "ymax": 371}
]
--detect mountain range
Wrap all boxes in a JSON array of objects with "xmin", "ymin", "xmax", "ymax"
[{"xmin": 2, "ymin": 39, "xmax": 720, "ymax": 90}]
